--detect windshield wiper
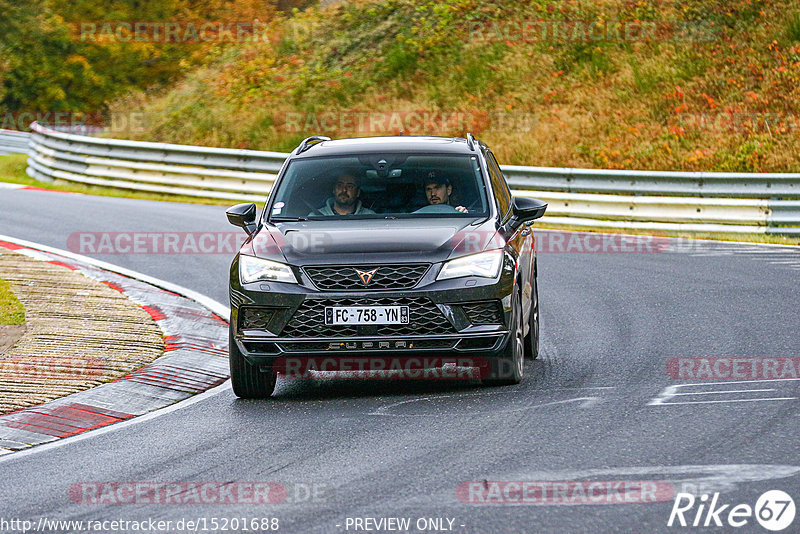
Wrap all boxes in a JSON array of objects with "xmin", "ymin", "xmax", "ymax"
[{"xmin": 270, "ymin": 216, "xmax": 308, "ymax": 222}]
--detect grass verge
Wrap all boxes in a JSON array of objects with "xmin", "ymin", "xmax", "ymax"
[{"xmin": 0, "ymin": 277, "xmax": 25, "ymax": 325}]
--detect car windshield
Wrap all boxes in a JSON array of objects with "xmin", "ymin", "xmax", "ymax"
[{"xmin": 268, "ymin": 153, "xmax": 489, "ymax": 220}]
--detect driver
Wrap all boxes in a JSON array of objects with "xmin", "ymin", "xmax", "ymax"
[
  {"xmin": 312, "ymin": 173, "xmax": 375, "ymax": 216},
  {"xmin": 424, "ymin": 172, "xmax": 467, "ymax": 213}
]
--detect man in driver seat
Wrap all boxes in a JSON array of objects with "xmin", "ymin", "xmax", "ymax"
[
  {"xmin": 313, "ymin": 173, "xmax": 375, "ymax": 216},
  {"xmin": 424, "ymin": 171, "xmax": 467, "ymax": 213}
]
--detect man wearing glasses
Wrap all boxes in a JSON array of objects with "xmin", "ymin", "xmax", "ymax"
[{"xmin": 312, "ymin": 173, "xmax": 375, "ymax": 216}]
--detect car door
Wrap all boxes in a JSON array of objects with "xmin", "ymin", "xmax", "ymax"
[{"xmin": 486, "ymin": 150, "xmax": 535, "ymax": 326}]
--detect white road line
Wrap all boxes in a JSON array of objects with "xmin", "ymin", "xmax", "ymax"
[
  {"xmin": 368, "ymin": 387, "xmax": 615, "ymax": 417},
  {"xmin": 369, "ymin": 395, "xmax": 600, "ymax": 417},
  {"xmin": 672, "ymin": 389, "xmax": 776, "ymax": 396},
  {"xmin": 680, "ymin": 378, "xmax": 800, "ymax": 386},
  {"xmin": 654, "ymin": 397, "xmax": 796, "ymax": 406},
  {"xmin": 544, "ymin": 386, "xmax": 616, "ymax": 390},
  {"xmin": 649, "ymin": 379, "xmax": 800, "ymax": 406}
]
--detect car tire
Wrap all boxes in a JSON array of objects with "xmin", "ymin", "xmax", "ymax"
[
  {"xmin": 482, "ymin": 291, "xmax": 524, "ymax": 386},
  {"xmin": 524, "ymin": 277, "xmax": 539, "ymax": 360},
  {"xmin": 229, "ymin": 327, "xmax": 277, "ymax": 398}
]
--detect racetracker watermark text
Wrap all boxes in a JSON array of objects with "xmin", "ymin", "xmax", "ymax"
[
  {"xmin": 67, "ymin": 231, "xmax": 672, "ymax": 255},
  {"xmin": 274, "ymin": 356, "xmax": 489, "ymax": 380},
  {"xmin": 272, "ymin": 110, "xmax": 533, "ymax": 135},
  {"xmin": 457, "ymin": 480, "xmax": 675, "ymax": 504},
  {"xmin": 667, "ymin": 357, "xmax": 800, "ymax": 380},
  {"xmin": 0, "ymin": 355, "xmax": 104, "ymax": 380},
  {"xmin": 69, "ymin": 482, "xmax": 286, "ymax": 504},
  {"xmin": 464, "ymin": 19, "xmax": 719, "ymax": 43},
  {"xmin": 70, "ymin": 21, "xmax": 271, "ymax": 43},
  {"xmin": 0, "ymin": 111, "xmax": 148, "ymax": 134}
]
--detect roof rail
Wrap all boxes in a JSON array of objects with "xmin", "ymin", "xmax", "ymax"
[
  {"xmin": 465, "ymin": 132, "xmax": 476, "ymax": 151},
  {"xmin": 296, "ymin": 136, "xmax": 331, "ymax": 154}
]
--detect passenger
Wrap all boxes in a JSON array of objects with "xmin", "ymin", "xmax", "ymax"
[{"xmin": 312, "ymin": 173, "xmax": 375, "ymax": 216}]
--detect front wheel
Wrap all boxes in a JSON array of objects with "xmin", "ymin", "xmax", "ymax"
[
  {"xmin": 229, "ymin": 327, "xmax": 277, "ymax": 398},
  {"xmin": 482, "ymin": 292, "xmax": 524, "ymax": 386}
]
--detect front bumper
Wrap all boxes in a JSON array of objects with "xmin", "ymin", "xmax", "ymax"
[{"xmin": 230, "ymin": 262, "xmax": 515, "ymax": 367}]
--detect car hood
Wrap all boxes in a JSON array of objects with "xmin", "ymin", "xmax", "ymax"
[{"xmin": 241, "ymin": 218, "xmax": 503, "ymax": 265}]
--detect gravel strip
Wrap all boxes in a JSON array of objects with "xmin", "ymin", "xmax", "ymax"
[{"xmin": 0, "ymin": 251, "xmax": 165, "ymax": 414}]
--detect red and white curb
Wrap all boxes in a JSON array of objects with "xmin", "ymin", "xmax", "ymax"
[
  {"xmin": 0, "ymin": 237, "xmax": 230, "ymax": 454},
  {"xmin": 0, "ymin": 182, "xmax": 76, "ymax": 194}
]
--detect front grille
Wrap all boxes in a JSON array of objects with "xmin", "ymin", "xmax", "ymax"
[
  {"xmin": 304, "ymin": 264, "xmax": 429, "ymax": 291},
  {"xmin": 462, "ymin": 301, "xmax": 505, "ymax": 325},
  {"xmin": 240, "ymin": 307, "xmax": 277, "ymax": 330},
  {"xmin": 281, "ymin": 297, "xmax": 455, "ymax": 338}
]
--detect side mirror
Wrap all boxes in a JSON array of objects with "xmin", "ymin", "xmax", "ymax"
[
  {"xmin": 226, "ymin": 203, "xmax": 257, "ymax": 235},
  {"xmin": 507, "ymin": 196, "xmax": 547, "ymax": 231}
]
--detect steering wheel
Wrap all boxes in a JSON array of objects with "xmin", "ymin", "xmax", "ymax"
[{"xmin": 412, "ymin": 204, "xmax": 459, "ymax": 214}]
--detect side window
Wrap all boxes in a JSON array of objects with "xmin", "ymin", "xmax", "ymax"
[{"xmin": 486, "ymin": 151, "xmax": 511, "ymax": 219}]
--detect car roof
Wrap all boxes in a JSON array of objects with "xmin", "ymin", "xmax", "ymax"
[{"xmin": 291, "ymin": 136, "xmax": 477, "ymax": 158}]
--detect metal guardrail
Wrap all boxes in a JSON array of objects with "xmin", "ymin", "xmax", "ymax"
[
  {"xmin": 23, "ymin": 122, "xmax": 800, "ymax": 235},
  {"xmin": 0, "ymin": 129, "xmax": 31, "ymax": 156}
]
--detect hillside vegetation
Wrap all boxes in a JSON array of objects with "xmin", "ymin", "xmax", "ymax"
[
  {"xmin": 24, "ymin": 0, "xmax": 800, "ymax": 171},
  {"xmin": 0, "ymin": 0, "xmax": 294, "ymax": 118}
]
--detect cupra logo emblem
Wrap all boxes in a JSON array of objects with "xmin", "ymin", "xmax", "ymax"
[{"xmin": 355, "ymin": 268, "xmax": 379, "ymax": 285}]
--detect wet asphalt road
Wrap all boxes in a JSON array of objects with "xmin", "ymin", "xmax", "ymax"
[{"xmin": 1, "ymin": 188, "xmax": 798, "ymax": 534}]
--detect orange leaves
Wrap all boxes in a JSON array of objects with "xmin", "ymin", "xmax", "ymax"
[
  {"xmin": 700, "ymin": 93, "xmax": 718, "ymax": 109},
  {"xmin": 686, "ymin": 149, "xmax": 711, "ymax": 165},
  {"xmin": 668, "ymin": 125, "xmax": 684, "ymax": 139}
]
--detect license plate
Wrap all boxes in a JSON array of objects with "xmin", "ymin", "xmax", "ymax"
[{"xmin": 325, "ymin": 306, "xmax": 409, "ymax": 325}]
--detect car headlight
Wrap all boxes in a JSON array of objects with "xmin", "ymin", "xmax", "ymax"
[
  {"xmin": 239, "ymin": 255, "xmax": 297, "ymax": 284},
  {"xmin": 437, "ymin": 249, "xmax": 504, "ymax": 281}
]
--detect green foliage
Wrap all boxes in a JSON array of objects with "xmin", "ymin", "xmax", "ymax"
[
  {"xmin": 786, "ymin": 12, "xmax": 800, "ymax": 43},
  {"xmin": 0, "ymin": 277, "xmax": 25, "ymax": 325},
  {"xmin": 555, "ymin": 41, "xmax": 619, "ymax": 76},
  {"xmin": 36, "ymin": 0, "xmax": 800, "ymax": 173},
  {"xmin": 0, "ymin": 0, "xmax": 278, "ymax": 116},
  {"xmin": 714, "ymin": 136, "xmax": 773, "ymax": 172},
  {"xmin": 630, "ymin": 58, "xmax": 668, "ymax": 94},
  {"xmin": 0, "ymin": 0, "xmax": 102, "ymax": 111}
]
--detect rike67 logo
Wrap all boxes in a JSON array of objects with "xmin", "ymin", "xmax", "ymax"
[{"xmin": 668, "ymin": 490, "xmax": 795, "ymax": 531}]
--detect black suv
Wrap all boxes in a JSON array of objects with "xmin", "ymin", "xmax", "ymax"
[{"xmin": 226, "ymin": 134, "xmax": 546, "ymax": 398}]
